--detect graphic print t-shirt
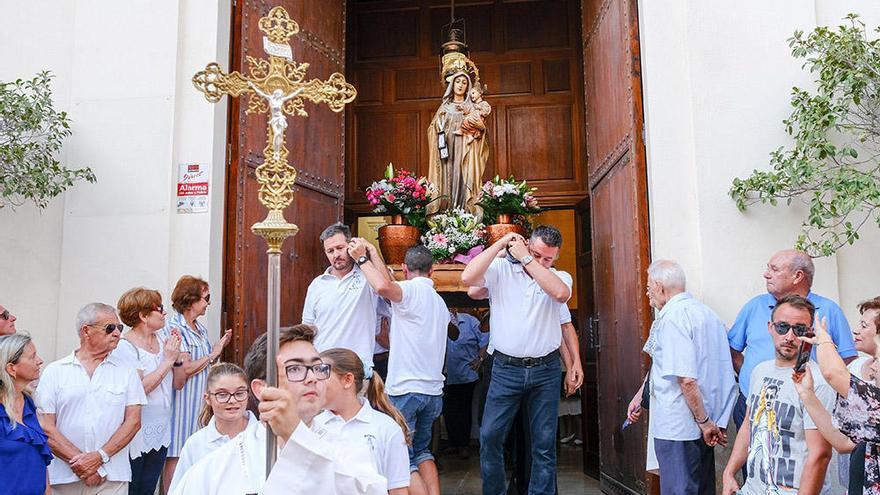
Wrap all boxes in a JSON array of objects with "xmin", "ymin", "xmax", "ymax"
[{"xmin": 741, "ymin": 361, "xmax": 836, "ymax": 495}]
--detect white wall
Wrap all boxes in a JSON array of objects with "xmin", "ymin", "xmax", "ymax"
[
  {"xmin": 0, "ymin": 0, "xmax": 230, "ymax": 360},
  {"xmin": 640, "ymin": 0, "xmax": 880, "ymax": 325}
]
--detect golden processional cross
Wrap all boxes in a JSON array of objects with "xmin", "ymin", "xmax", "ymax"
[{"xmin": 191, "ymin": 6, "xmax": 356, "ymax": 471}]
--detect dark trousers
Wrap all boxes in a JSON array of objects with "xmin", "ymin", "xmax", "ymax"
[
  {"xmin": 373, "ymin": 353, "xmax": 389, "ymax": 381},
  {"xmin": 443, "ymin": 381, "xmax": 477, "ymax": 449},
  {"xmin": 129, "ymin": 446, "xmax": 167, "ymax": 495},
  {"xmin": 654, "ymin": 438, "xmax": 714, "ymax": 495},
  {"xmin": 732, "ymin": 391, "xmax": 748, "ymax": 479}
]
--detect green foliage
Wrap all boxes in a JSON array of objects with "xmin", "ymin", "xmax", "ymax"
[
  {"xmin": 0, "ymin": 71, "xmax": 95, "ymax": 209},
  {"xmin": 730, "ymin": 14, "xmax": 880, "ymax": 256}
]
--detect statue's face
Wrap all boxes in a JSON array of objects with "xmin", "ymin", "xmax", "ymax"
[
  {"xmin": 272, "ymin": 89, "xmax": 284, "ymax": 98},
  {"xmin": 453, "ymin": 75, "xmax": 468, "ymax": 97}
]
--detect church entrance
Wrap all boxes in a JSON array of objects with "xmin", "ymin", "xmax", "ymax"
[{"xmin": 222, "ymin": 0, "xmax": 653, "ymax": 493}]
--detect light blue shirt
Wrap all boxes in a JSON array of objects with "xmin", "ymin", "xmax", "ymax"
[
  {"xmin": 647, "ymin": 293, "xmax": 737, "ymax": 441},
  {"xmin": 727, "ymin": 292, "xmax": 856, "ymax": 397},
  {"xmin": 446, "ymin": 313, "xmax": 482, "ymax": 385}
]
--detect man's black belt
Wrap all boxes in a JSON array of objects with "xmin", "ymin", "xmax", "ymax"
[{"xmin": 493, "ymin": 349, "xmax": 560, "ymax": 368}]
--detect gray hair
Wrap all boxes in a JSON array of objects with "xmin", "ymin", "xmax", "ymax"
[
  {"xmin": 319, "ymin": 222, "xmax": 352, "ymax": 243},
  {"xmin": 530, "ymin": 225, "xmax": 563, "ymax": 248},
  {"xmin": 647, "ymin": 259, "xmax": 687, "ymax": 291},
  {"xmin": 75, "ymin": 302, "xmax": 117, "ymax": 336},
  {"xmin": 787, "ymin": 251, "xmax": 815, "ymax": 286},
  {"xmin": 404, "ymin": 245, "xmax": 434, "ymax": 274},
  {"xmin": 0, "ymin": 333, "xmax": 33, "ymax": 429}
]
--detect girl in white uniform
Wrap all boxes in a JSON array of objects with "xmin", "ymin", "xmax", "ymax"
[{"xmin": 315, "ymin": 348, "xmax": 415, "ymax": 495}]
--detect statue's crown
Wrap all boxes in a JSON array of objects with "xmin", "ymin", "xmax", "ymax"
[{"xmin": 440, "ymin": 52, "xmax": 480, "ymax": 86}]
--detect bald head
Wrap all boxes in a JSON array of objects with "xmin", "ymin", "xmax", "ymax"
[{"xmin": 764, "ymin": 249, "xmax": 814, "ymax": 299}]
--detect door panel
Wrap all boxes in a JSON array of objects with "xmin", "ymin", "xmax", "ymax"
[
  {"xmin": 224, "ymin": 0, "xmax": 348, "ymax": 364},
  {"xmin": 582, "ymin": 0, "xmax": 653, "ymax": 493}
]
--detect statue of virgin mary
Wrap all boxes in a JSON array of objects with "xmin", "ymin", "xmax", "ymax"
[{"xmin": 427, "ymin": 53, "xmax": 490, "ymax": 215}]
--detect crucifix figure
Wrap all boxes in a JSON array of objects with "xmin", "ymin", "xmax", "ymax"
[
  {"xmin": 191, "ymin": 5, "xmax": 357, "ymax": 477},
  {"xmin": 249, "ymin": 83, "xmax": 304, "ymax": 160}
]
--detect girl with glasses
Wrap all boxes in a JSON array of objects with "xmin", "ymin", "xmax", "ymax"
[
  {"xmin": 169, "ymin": 363, "xmax": 256, "ymax": 493},
  {"xmin": 113, "ymin": 288, "xmax": 182, "ymax": 495}
]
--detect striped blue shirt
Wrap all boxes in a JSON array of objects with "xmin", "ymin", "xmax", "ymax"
[{"xmin": 158, "ymin": 311, "xmax": 212, "ymax": 456}]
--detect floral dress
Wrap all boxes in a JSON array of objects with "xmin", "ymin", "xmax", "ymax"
[{"xmin": 833, "ymin": 375, "xmax": 880, "ymax": 494}]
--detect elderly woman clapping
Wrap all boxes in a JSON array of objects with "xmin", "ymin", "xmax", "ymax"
[
  {"xmin": 0, "ymin": 334, "xmax": 52, "ymax": 495},
  {"xmin": 793, "ymin": 297, "xmax": 880, "ymax": 494}
]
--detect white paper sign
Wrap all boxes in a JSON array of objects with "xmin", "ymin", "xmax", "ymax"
[
  {"xmin": 176, "ymin": 162, "xmax": 209, "ymax": 213},
  {"xmin": 263, "ymin": 36, "xmax": 293, "ymax": 60}
]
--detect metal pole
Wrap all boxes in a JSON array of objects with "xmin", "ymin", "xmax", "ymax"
[{"xmin": 266, "ymin": 251, "xmax": 281, "ymax": 471}]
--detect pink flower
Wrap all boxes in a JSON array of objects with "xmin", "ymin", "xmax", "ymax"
[{"xmin": 432, "ymin": 233, "xmax": 448, "ymax": 244}]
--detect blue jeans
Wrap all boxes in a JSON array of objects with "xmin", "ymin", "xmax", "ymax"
[
  {"xmin": 480, "ymin": 354, "xmax": 561, "ymax": 495},
  {"xmin": 129, "ymin": 446, "xmax": 167, "ymax": 495},
  {"xmin": 390, "ymin": 392, "xmax": 443, "ymax": 471}
]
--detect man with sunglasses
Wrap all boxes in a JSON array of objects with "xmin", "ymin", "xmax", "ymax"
[
  {"xmin": 36, "ymin": 302, "xmax": 147, "ymax": 495},
  {"xmin": 722, "ymin": 295, "xmax": 836, "ymax": 495},
  {"xmin": 0, "ymin": 304, "xmax": 17, "ymax": 335},
  {"xmin": 169, "ymin": 324, "xmax": 387, "ymax": 494}
]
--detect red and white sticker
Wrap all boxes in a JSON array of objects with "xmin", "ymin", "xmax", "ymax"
[{"xmin": 177, "ymin": 162, "xmax": 209, "ymax": 213}]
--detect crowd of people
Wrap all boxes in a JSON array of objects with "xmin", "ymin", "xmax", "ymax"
[{"xmin": 0, "ymin": 223, "xmax": 878, "ymax": 495}]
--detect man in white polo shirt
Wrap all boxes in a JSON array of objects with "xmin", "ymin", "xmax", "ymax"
[
  {"xmin": 351, "ymin": 241, "xmax": 449, "ymax": 495},
  {"xmin": 36, "ymin": 302, "xmax": 147, "ymax": 495},
  {"xmin": 461, "ymin": 225, "xmax": 572, "ymax": 495},
  {"xmin": 302, "ymin": 222, "xmax": 391, "ymax": 372}
]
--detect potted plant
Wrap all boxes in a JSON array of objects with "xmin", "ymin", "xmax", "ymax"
[
  {"xmin": 476, "ymin": 176, "xmax": 541, "ymax": 244},
  {"xmin": 366, "ymin": 164, "xmax": 436, "ymax": 264},
  {"xmin": 422, "ymin": 209, "xmax": 486, "ymax": 263}
]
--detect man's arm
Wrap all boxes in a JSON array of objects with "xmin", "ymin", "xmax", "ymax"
[
  {"xmin": 69, "ymin": 405, "xmax": 142, "ymax": 479},
  {"xmin": 506, "ymin": 237, "xmax": 570, "ymax": 303},
  {"xmin": 349, "ymin": 238, "xmax": 403, "ymax": 302},
  {"xmin": 730, "ymin": 348, "xmax": 744, "ymax": 374},
  {"xmin": 468, "ymin": 286, "xmax": 488, "ymax": 300},
  {"xmin": 562, "ymin": 322, "xmax": 583, "ymax": 395},
  {"xmin": 461, "ymin": 232, "xmax": 519, "ymax": 287},
  {"xmin": 721, "ymin": 406, "xmax": 751, "ymax": 495},
  {"xmin": 39, "ymin": 413, "xmax": 83, "ymax": 464},
  {"xmin": 376, "ymin": 316, "xmax": 390, "ymax": 350},
  {"xmin": 799, "ymin": 430, "xmax": 833, "ymax": 494},
  {"xmin": 678, "ymin": 377, "xmax": 725, "ymax": 446}
]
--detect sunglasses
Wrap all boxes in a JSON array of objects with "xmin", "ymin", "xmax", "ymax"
[
  {"xmin": 285, "ymin": 363, "xmax": 332, "ymax": 382},
  {"xmin": 0, "ymin": 310, "xmax": 9, "ymax": 320},
  {"xmin": 202, "ymin": 294, "xmax": 211, "ymax": 304},
  {"xmin": 772, "ymin": 321, "xmax": 812, "ymax": 337},
  {"xmin": 153, "ymin": 305, "xmax": 165, "ymax": 314},
  {"xmin": 89, "ymin": 323, "xmax": 124, "ymax": 334}
]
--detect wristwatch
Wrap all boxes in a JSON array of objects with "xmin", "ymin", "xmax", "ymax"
[
  {"xmin": 520, "ymin": 255, "xmax": 534, "ymax": 266},
  {"xmin": 97, "ymin": 448, "xmax": 110, "ymax": 464},
  {"xmin": 355, "ymin": 255, "xmax": 369, "ymax": 266}
]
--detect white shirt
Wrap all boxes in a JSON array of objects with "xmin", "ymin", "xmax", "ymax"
[
  {"xmin": 35, "ymin": 351, "xmax": 147, "ymax": 485},
  {"xmin": 645, "ymin": 292, "xmax": 737, "ymax": 441},
  {"xmin": 169, "ymin": 411, "xmax": 259, "ymax": 493},
  {"xmin": 314, "ymin": 399, "xmax": 410, "ymax": 489},
  {"xmin": 483, "ymin": 258, "xmax": 572, "ymax": 358},
  {"xmin": 170, "ymin": 420, "xmax": 388, "ymax": 495},
  {"xmin": 112, "ymin": 338, "xmax": 173, "ymax": 457},
  {"xmin": 386, "ymin": 277, "xmax": 449, "ymax": 396},
  {"xmin": 303, "ymin": 265, "xmax": 379, "ymax": 370}
]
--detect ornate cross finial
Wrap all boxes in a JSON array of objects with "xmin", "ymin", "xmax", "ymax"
[{"xmin": 191, "ymin": 6, "xmax": 356, "ymax": 253}]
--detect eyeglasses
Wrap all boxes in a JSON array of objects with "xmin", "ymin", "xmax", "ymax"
[
  {"xmin": 89, "ymin": 323, "xmax": 124, "ymax": 334},
  {"xmin": 209, "ymin": 390, "xmax": 248, "ymax": 403},
  {"xmin": 202, "ymin": 294, "xmax": 211, "ymax": 304},
  {"xmin": 285, "ymin": 363, "xmax": 332, "ymax": 382},
  {"xmin": 772, "ymin": 321, "xmax": 812, "ymax": 337},
  {"xmin": 153, "ymin": 305, "xmax": 165, "ymax": 314},
  {"xmin": 0, "ymin": 310, "xmax": 10, "ymax": 320}
]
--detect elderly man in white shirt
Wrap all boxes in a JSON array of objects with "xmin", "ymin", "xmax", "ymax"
[
  {"xmin": 170, "ymin": 324, "xmax": 387, "ymax": 495},
  {"xmin": 302, "ymin": 223, "xmax": 391, "ymax": 373},
  {"xmin": 350, "ymin": 241, "xmax": 450, "ymax": 495},
  {"xmin": 36, "ymin": 302, "xmax": 147, "ymax": 495},
  {"xmin": 625, "ymin": 260, "xmax": 737, "ymax": 495},
  {"xmin": 461, "ymin": 225, "xmax": 573, "ymax": 495}
]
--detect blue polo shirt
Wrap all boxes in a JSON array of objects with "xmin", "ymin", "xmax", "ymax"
[
  {"xmin": 446, "ymin": 312, "xmax": 483, "ymax": 385},
  {"xmin": 728, "ymin": 292, "xmax": 856, "ymax": 396}
]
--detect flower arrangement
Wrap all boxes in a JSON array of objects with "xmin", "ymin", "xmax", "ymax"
[
  {"xmin": 422, "ymin": 208, "xmax": 486, "ymax": 262},
  {"xmin": 366, "ymin": 164, "xmax": 436, "ymax": 229},
  {"xmin": 476, "ymin": 175, "xmax": 541, "ymax": 225}
]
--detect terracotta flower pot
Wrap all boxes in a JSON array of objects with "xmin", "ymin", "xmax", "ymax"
[
  {"xmin": 485, "ymin": 213, "xmax": 527, "ymax": 246},
  {"xmin": 378, "ymin": 216, "xmax": 421, "ymax": 265}
]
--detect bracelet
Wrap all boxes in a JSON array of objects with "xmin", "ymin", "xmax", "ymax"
[
  {"xmin": 817, "ymin": 340, "xmax": 837, "ymax": 349},
  {"xmin": 695, "ymin": 415, "xmax": 710, "ymax": 424}
]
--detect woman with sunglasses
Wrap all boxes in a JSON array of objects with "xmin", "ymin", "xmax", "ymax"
[
  {"xmin": 113, "ymin": 288, "xmax": 182, "ymax": 495},
  {"xmin": 169, "ymin": 363, "xmax": 255, "ymax": 493},
  {"xmin": 0, "ymin": 333, "xmax": 51, "ymax": 495},
  {"xmin": 159, "ymin": 275, "xmax": 232, "ymax": 493}
]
